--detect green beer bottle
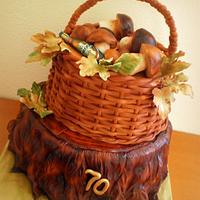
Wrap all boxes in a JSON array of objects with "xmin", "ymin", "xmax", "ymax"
[{"xmin": 59, "ymin": 32, "xmax": 104, "ymax": 59}]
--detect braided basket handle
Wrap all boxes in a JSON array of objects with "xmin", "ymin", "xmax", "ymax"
[{"xmin": 64, "ymin": 0, "xmax": 177, "ymax": 55}]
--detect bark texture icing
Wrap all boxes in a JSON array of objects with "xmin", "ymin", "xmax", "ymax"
[{"xmin": 8, "ymin": 105, "xmax": 171, "ymax": 200}]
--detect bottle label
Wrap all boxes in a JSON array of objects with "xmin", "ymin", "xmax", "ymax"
[{"xmin": 78, "ymin": 42, "xmax": 96, "ymax": 57}]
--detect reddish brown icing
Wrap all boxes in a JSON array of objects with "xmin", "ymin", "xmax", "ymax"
[{"xmin": 8, "ymin": 104, "xmax": 171, "ymax": 200}]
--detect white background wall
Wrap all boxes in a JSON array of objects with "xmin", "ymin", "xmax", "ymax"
[{"xmin": 0, "ymin": 0, "xmax": 199, "ymax": 134}]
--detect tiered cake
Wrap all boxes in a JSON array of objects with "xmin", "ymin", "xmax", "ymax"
[{"xmin": 8, "ymin": 0, "xmax": 192, "ymax": 199}]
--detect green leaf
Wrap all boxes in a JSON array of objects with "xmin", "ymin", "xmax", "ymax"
[
  {"xmin": 111, "ymin": 62, "xmax": 122, "ymax": 72},
  {"xmin": 17, "ymin": 82, "xmax": 53, "ymax": 118},
  {"xmin": 17, "ymin": 88, "xmax": 30, "ymax": 97},
  {"xmin": 39, "ymin": 110, "xmax": 54, "ymax": 118},
  {"xmin": 40, "ymin": 57, "xmax": 52, "ymax": 66},
  {"xmin": 115, "ymin": 53, "xmax": 145, "ymax": 75},
  {"xmin": 26, "ymin": 51, "xmax": 42, "ymax": 63},
  {"xmin": 98, "ymin": 58, "xmax": 113, "ymax": 66},
  {"xmin": 38, "ymin": 92, "xmax": 47, "ymax": 107},
  {"xmin": 31, "ymin": 82, "xmax": 41, "ymax": 96},
  {"xmin": 96, "ymin": 65, "xmax": 110, "ymax": 81}
]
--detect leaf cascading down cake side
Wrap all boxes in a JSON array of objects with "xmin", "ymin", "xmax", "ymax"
[{"xmin": 8, "ymin": 0, "xmax": 193, "ymax": 199}]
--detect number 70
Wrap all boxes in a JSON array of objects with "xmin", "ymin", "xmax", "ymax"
[{"xmin": 85, "ymin": 169, "xmax": 110, "ymax": 196}]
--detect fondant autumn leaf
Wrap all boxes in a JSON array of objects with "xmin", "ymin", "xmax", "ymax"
[
  {"xmin": 77, "ymin": 53, "xmax": 110, "ymax": 81},
  {"xmin": 152, "ymin": 87, "xmax": 174, "ymax": 120},
  {"xmin": 152, "ymin": 50, "xmax": 193, "ymax": 119},
  {"xmin": 26, "ymin": 31, "xmax": 68, "ymax": 66},
  {"xmin": 26, "ymin": 46, "xmax": 52, "ymax": 64},
  {"xmin": 114, "ymin": 53, "xmax": 146, "ymax": 75},
  {"xmin": 17, "ymin": 82, "xmax": 53, "ymax": 118},
  {"xmin": 31, "ymin": 31, "xmax": 62, "ymax": 53},
  {"xmin": 153, "ymin": 72, "xmax": 193, "ymax": 119},
  {"xmin": 26, "ymin": 45, "xmax": 55, "ymax": 66},
  {"xmin": 179, "ymin": 83, "xmax": 193, "ymax": 96},
  {"xmin": 161, "ymin": 51, "xmax": 190, "ymax": 76}
]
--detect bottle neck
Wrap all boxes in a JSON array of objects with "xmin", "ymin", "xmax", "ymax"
[{"xmin": 59, "ymin": 32, "xmax": 73, "ymax": 43}]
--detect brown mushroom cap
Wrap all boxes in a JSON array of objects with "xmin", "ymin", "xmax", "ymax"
[
  {"xmin": 70, "ymin": 23, "xmax": 97, "ymax": 41},
  {"xmin": 86, "ymin": 28, "xmax": 117, "ymax": 48},
  {"xmin": 131, "ymin": 28, "xmax": 157, "ymax": 53},
  {"xmin": 116, "ymin": 14, "xmax": 134, "ymax": 39}
]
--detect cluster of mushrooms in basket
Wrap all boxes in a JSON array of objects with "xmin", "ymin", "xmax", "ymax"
[
  {"xmin": 59, "ymin": 13, "xmax": 165, "ymax": 80},
  {"xmin": 22, "ymin": 13, "xmax": 192, "ymax": 120}
]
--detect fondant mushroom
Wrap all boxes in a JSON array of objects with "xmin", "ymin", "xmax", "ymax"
[
  {"xmin": 140, "ymin": 43, "xmax": 163, "ymax": 77},
  {"xmin": 86, "ymin": 28, "xmax": 118, "ymax": 53},
  {"xmin": 130, "ymin": 28, "xmax": 157, "ymax": 53},
  {"xmin": 104, "ymin": 48, "xmax": 121, "ymax": 62},
  {"xmin": 99, "ymin": 14, "xmax": 134, "ymax": 40},
  {"xmin": 70, "ymin": 23, "xmax": 97, "ymax": 41},
  {"xmin": 119, "ymin": 35, "xmax": 134, "ymax": 53}
]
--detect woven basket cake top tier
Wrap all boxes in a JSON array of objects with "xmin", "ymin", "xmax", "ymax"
[{"xmin": 45, "ymin": 0, "xmax": 178, "ymax": 145}]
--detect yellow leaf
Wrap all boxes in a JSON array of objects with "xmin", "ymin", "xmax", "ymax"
[
  {"xmin": 152, "ymin": 87, "xmax": 174, "ymax": 120},
  {"xmin": 179, "ymin": 84, "xmax": 193, "ymax": 97},
  {"xmin": 19, "ymin": 97, "xmax": 34, "ymax": 109},
  {"xmin": 28, "ymin": 30, "xmax": 62, "ymax": 65},
  {"xmin": 44, "ymin": 30, "xmax": 57, "ymax": 38},
  {"xmin": 77, "ymin": 54, "xmax": 110, "ymax": 81},
  {"xmin": 161, "ymin": 51, "xmax": 191, "ymax": 76},
  {"xmin": 153, "ymin": 70, "xmax": 193, "ymax": 119},
  {"xmin": 96, "ymin": 65, "xmax": 110, "ymax": 81},
  {"xmin": 175, "ymin": 73, "xmax": 188, "ymax": 82},
  {"xmin": 26, "ymin": 50, "xmax": 53, "ymax": 66},
  {"xmin": 60, "ymin": 41, "xmax": 71, "ymax": 52},
  {"xmin": 43, "ymin": 31, "xmax": 62, "ymax": 49},
  {"xmin": 41, "ymin": 46, "xmax": 60, "ymax": 54},
  {"xmin": 78, "ymin": 54, "xmax": 99, "ymax": 77},
  {"xmin": 31, "ymin": 33, "xmax": 45, "ymax": 44}
]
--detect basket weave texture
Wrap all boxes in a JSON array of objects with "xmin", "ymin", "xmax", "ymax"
[{"xmin": 45, "ymin": 0, "xmax": 177, "ymax": 145}]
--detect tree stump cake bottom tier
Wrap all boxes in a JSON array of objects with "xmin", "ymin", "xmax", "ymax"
[{"xmin": 8, "ymin": 105, "xmax": 172, "ymax": 200}]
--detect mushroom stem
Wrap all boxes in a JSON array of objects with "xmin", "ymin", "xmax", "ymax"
[{"xmin": 94, "ymin": 42, "xmax": 110, "ymax": 54}]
